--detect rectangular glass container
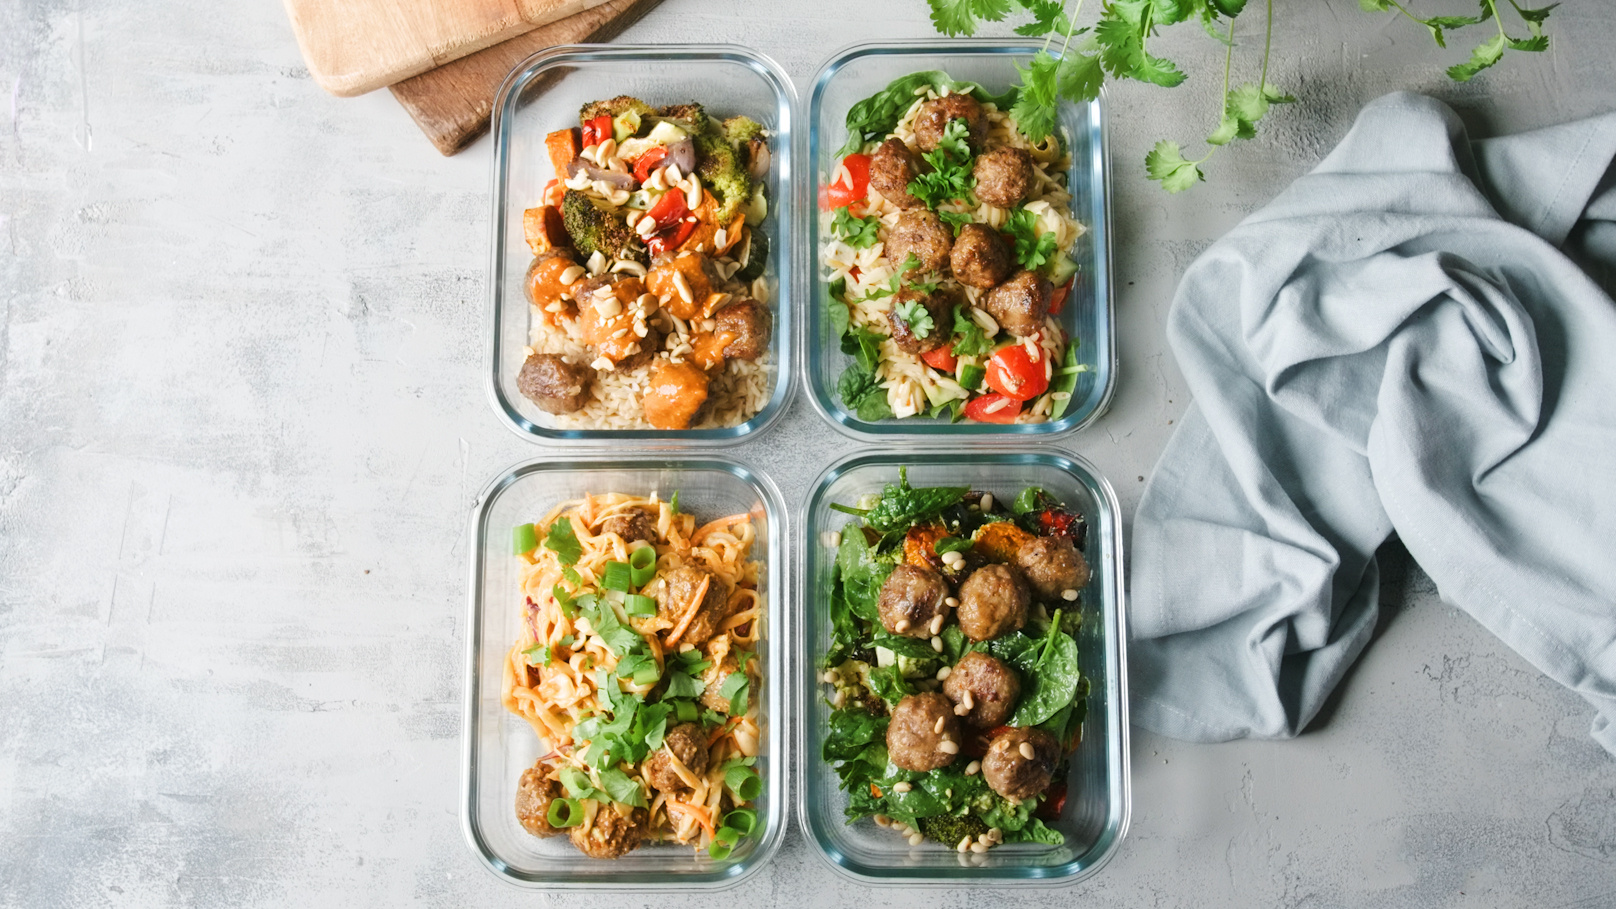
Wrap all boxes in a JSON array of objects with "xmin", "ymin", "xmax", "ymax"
[
  {"xmin": 796, "ymin": 451, "xmax": 1129, "ymax": 884},
  {"xmin": 487, "ymin": 45, "xmax": 796, "ymax": 443},
  {"xmin": 463, "ymin": 457, "xmax": 788, "ymax": 888},
  {"xmin": 799, "ymin": 41, "xmax": 1116, "ymax": 438}
]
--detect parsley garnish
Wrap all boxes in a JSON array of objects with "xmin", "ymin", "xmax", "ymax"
[
  {"xmin": 832, "ymin": 207, "xmax": 883, "ymax": 248},
  {"xmin": 950, "ymin": 304, "xmax": 993, "ymax": 359},
  {"xmin": 894, "ymin": 298, "xmax": 936, "ymax": 340},
  {"xmin": 1003, "ymin": 207, "xmax": 1057, "ymax": 272},
  {"xmin": 907, "ymin": 118, "xmax": 976, "ymax": 209}
]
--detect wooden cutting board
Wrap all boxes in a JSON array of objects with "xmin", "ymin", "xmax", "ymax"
[
  {"xmin": 284, "ymin": 0, "xmax": 614, "ymax": 98},
  {"xmin": 390, "ymin": 0, "xmax": 661, "ymax": 155}
]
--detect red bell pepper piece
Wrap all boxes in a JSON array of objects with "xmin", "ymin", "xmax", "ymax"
[
  {"xmin": 632, "ymin": 145, "xmax": 669, "ymax": 184},
  {"xmin": 580, "ymin": 114, "xmax": 613, "ymax": 148}
]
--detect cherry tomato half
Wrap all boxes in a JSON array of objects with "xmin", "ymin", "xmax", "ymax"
[
  {"xmin": 964, "ymin": 393, "xmax": 1021, "ymax": 423},
  {"xmin": 632, "ymin": 145, "xmax": 668, "ymax": 184},
  {"xmin": 821, "ymin": 153, "xmax": 871, "ymax": 209},
  {"xmin": 1049, "ymin": 276, "xmax": 1075, "ymax": 316},
  {"xmin": 1036, "ymin": 780, "xmax": 1069, "ymax": 821},
  {"xmin": 920, "ymin": 343, "xmax": 958, "ymax": 372},
  {"xmin": 985, "ymin": 343, "xmax": 1051, "ymax": 401}
]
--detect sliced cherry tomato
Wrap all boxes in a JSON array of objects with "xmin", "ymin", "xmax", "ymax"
[
  {"xmin": 1049, "ymin": 276, "xmax": 1075, "ymax": 316},
  {"xmin": 920, "ymin": 343, "xmax": 958, "ymax": 372},
  {"xmin": 985, "ymin": 343, "xmax": 1051, "ymax": 401},
  {"xmin": 821, "ymin": 153, "xmax": 871, "ymax": 209},
  {"xmin": 580, "ymin": 114, "xmax": 613, "ymax": 148},
  {"xmin": 632, "ymin": 145, "xmax": 668, "ymax": 184},
  {"xmin": 964, "ymin": 394, "xmax": 1021, "ymax": 423},
  {"xmin": 646, "ymin": 188, "xmax": 689, "ymax": 230},
  {"xmin": 1036, "ymin": 780, "xmax": 1069, "ymax": 821},
  {"xmin": 960, "ymin": 729, "xmax": 993, "ymax": 759},
  {"xmin": 646, "ymin": 217, "xmax": 696, "ymax": 257}
]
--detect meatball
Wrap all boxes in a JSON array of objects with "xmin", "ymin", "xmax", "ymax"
[
  {"xmin": 699, "ymin": 649, "xmax": 744, "ymax": 713},
  {"xmin": 949, "ymin": 223, "xmax": 1012, "ymax": 289},
  {"xmin": 956, "ymin": 563, "xmax": 1029, "ymax": 642},
  {"xmin": 972, "ymin": 146, "xmax": 1035, "ymax": 209},
  {"xmin": 644, "ymin": 722, "xmax": 710, "ymax": 792},
  {"xmin": 1015, "ymin": 534, "xmax": 1090, "ymax": 602},
  {"xmin": 982, "ymin": 269, "xmax": 1053, "ymax": 338},
  {"xmin": 642, "ymin": 357, "xmax": 710, "ymax": 431},
  {"xmin": 886, "ymin": 287, "xmax": 953, "ymax": 355},
  {"xmin": 570, "ymin": 805, "xmax": 648, "ymax": 859},
  {"xmin": 886, "ymin": 692, "xmax": 962, "ymax": 772},
  {"xmin": 599, "ymin": 508, "xmax": 655, "ymax": 544},
  {"xmin": 714, "ymin": 298, "xmax": 771, "ymax": 360},
  {"xmin": 517, "ymin": 353, "xmax": 591, "ymax": 414},
  {"xmin": 885, "ymin": 210, "xmax": 953, "ymax": 276},
  {"xmin": 877, "ymin": 563, "xmax": 951, "ymax": 638},
  {"xmin": 654, "ymin": 566, "xmax": 733, "ymax": 646},
  {"xmin": 914, "ymin": 94, "xmax": 987, "ymax": 153},
  {"xmin": 609, "ymin": 322, "xmax": 662, "ymax": 372},
  {"xmin": 981, "ymin": 726, "xmax": 1059, "ymax": 801},
  {"xmin": 869, "ymin": 137, "xmax": 923, "ymax": 208},
  {"xmin": 943, "ymin": 651, "xmax": 1021, "ymax": 728},
  {"xmin": 514, "ymin": 765, "xmax": 565, "ymax": 837}
]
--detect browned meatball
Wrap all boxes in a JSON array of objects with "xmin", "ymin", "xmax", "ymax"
[
  {"xmin": 885, "ymin": 210, "xmax": 953, "ymax": 276},
  {"xmin": 886, "ymin": 287, "xmax": 952, "ymax": 355},
  {"xmin": 1015, "ymin": 534, "xmax": 1090, "ymax": 602},
  {"xmin": 600, "ymin": 508, "xmax": 656, "ymax": 543},
  {"xmin": 914, "ymin": 94, "xmax": 987, "ymax": 153},
  {"xmin": 699, "ymin": 649, "xmax": 744, "ymax": 713},
  {"xmin": 972, "ymin": 146, "xmax": 1034, "ymax": 209},
  {"xmin": 518, "ymin": 353, "xmax": 592, "ymax": 414},
  {"xmin": 570, "ymin": 805, "xmax": 648, "ymax": 859},
  {"xmin": 887, "ymin": 692, "xmax": 962, "ymax": 772},
  {"xmin": 654, "ymin": 566, "xmax": 733, "ymax": 646},
  {"xmin": 943, "ymin": 651, "xmax": 1021, "ymax": 728},
  {"xmin": 714, "ymin": 298, "xmax": 771, "ymax": 360},
  {"xmin": 981, "ymin": 727, "xmax": 1059, "ymax": 801},
  {"xmin": 982, "ymin": 269, "xmax": 1053, "ymax": 338},
  {"xmin": 949, "ymin": 223, "xmax": 1012, "ymax": 289},
  {"xmin": 611, "ymin": 323, "xmax": 663, "ymax": 372},
  {"xmin": 957, "ymin": 563, "xmax": 1029, "ymax": 641},
  {"xmin": 877, "ymin": 563, "xmax": 951, "ymax": 638},
  {"xmin": 514, "ymin": 765, "xmax": 565, "ymax": 837},
  {"xmin": 644, "ymin": 722, "xmax": 710, "ymax": 792},
  {"xmin": 869, "ymin": 137, "xmax": 923, "ymax": 208}
]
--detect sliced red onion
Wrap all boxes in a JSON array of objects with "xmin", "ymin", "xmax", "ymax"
[{"xmin": 664, "ymin": 138, "xmax": 696, "ymax": 179}]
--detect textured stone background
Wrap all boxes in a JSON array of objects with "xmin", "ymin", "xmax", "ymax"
[{"xmin": 3, "ymin": 0, "xmax": 1615, "ymax": 906}]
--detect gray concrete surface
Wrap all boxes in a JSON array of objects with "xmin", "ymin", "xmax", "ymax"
[{"xmin": 4, "ymin": 0, "xmax": 1616, "ymax": 906}]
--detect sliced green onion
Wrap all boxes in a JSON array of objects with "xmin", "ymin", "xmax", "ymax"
[
  {"xmin": 629, "ymin": 546, "xmax": 658, "ymax": 585},
  {"xmin": 958, "ymin": 363, "xmax": 986, "ymax": 391},
  {"xmin": 722, "ymin": 809, "xmax": 758, "ymax": 836},
  {"xmin": 513, "ymin": 523, "xmax": 538, "ymax": 555},
  {"xmin": 632, "ymin": 662, "xmax": 661, "ymax": 686},
  {"xmin": 674, "ymin": 699, "xmax": 698, "ymax": 723},
  {"xmin": 726, "ymin": 765, "xmax": 762, "ymax": 801},
  {"xmin": 547, "ymin": 796, "xmax": 584, "ymax": 828},
  {"xmin": 624, "ymin": 593, "xmax": 657, "ymax": 616},
  {"xmin": 707, "ymin": 835, "xmax": 735, "ymax": 860},
  {"xmin": 601, "ymin": 560, "xmax": 633, "ymax": 592},
  {"xmin": 669, "ymin": 490, "xmax": 680, "ymax": 514}
]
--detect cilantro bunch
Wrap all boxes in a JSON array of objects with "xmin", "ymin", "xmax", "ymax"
[{"xmin": 924, "ymin": 0, "xmax": 1558, "ymax": 192}]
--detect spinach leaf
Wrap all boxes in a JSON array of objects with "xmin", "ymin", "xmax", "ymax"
[
  {"xmin": 866, "ymin": 664, "xmax": 914, "ymax": 703},
  {"xmin": 837, "ymin": 71, "xmax": 1019, "ymax": 158},
  {"xmin": 836, "ymin": 522, "xmax": 893, "ymax": 623},
  {"xmin": 1011, "ymin": 486, "xmax": 1050, "ymax": 515},
  {"xmin": 863, "ymin": 467, "xmax": 969, "ymax": 534},
  {"xmin": 871, "ymin": 632, "xmax": 940, "ymax": 661},
  {"xmin": 1008, "ymin": 818, "xmax": 1066, "ymax": 845},
  {"xmin": 823, "ymin": 709, "xmax": 889, "ymax": 762},
  {"xmin": 837, "ymin": 363, "xmax": 894, "ymax": 422},
  {"xmin": 1008, "ymin": 617, "xmax": 1082, "ymax": 727}
]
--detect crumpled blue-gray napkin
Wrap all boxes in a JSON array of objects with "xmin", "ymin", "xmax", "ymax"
[{"xmin": 1130, "ymin": 91, "xmax": 1616, "ymax": 754}]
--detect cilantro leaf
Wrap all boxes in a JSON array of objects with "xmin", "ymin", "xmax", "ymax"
[
  {"xmin": 1095, "ymin": 13, "xmax": 1188, "ymax": 88},
  {"xmin": 937, "ymin": 210, "xmax": 974, "ymax": 235},
  {"xmin": 1009, "ymin": 50, "xmax": 1061, "ymax": 143},
  {"xmin": 1015, "ymin": 0, "xmax": 1080, "ymax": 37},
  {"xmin": 927, "ymin": 0, "xmax": 1012, "ymax": 36},
  {"xmin": 1145, "ymin": 140, "xmax": 1204, "ymax": 193},
  {"xmin": 1056, "ymin": 51, "xmax": 1105, "ymax": 103},
  {"xmin": 1447, "ymin": 32, "xmax": 1506, "ymax": 81},
  {"xmin": 543, "ymin": 516, "xmax": 582, "ymax": 565},
  {"xmin": 907, "ymin": 119, "xmax": 977, "ymax": 209},
  {"xmin": 951, "ymin": 305, "xmax": 993, "ymax": 359}
]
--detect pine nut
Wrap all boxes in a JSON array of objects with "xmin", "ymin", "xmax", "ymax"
[
  {"xmin": 933, "ymin": 716, "xmax": 945, "ymax": 734},
  {"xmin": 945, "ymin": 597, "xmax": 959, "ymax": 608},
  {"xmin": 830, "ymin": 690, "xmax": 845, "ymax": 708},
  {"xmin": 931, "ymin": 636, "xmax": 943, "ymax": 652},
  {"xmin": 894, "ymin": 619, "xmax": 910, "ymax": 633},
  {"xmin": 1062, "ymin": 588, "xmax": 1079, "ymax": 601},
  {"xmin": 893, "ymin": 782, "xmax": 911, "ymax": 793},
  {"xmin": 969, "ymin": 841, "xmax": 987, "ymax": 854},
  {"xmin": 822, "ymin": 670, "xmax": 838, "ymax": 684},
  {"xmin": 559, "ymin": 265, "xmax": 585, "ymax": 285},
  {"xmin": 988, "ymin": 827, "xmax": 1002, "ymax": 842},
  {"xmin": 980, "ymin": 493, "xmax": 995, "ymax": 512},
  {"xmin": 935, "ymin": 666, "xmax": 951, "ymax": 681},
  {"xmin": 938, "ymin": 740, "xmax": 959, "ymax": 754},
  {"xmin": 1019, "ymin": 742, "xmax": 1037, "ymax": 760},
  {"xmin": 962, "ymin": 690, "xmax": 974, "ymax": 710},
  {"xmin": 965, "ymin": 761, "xmax": 980, "ymax": 776},
  {"xmin": 908, "ymin": 833, "xmax": 924, "ymax": 847},
  {"xmin": 874, "ymin": 814, "xmax": 890, "ymax": 827},
  {"xmin": 929, "ymin": 615, "xmax": 944, "ymax": 635},
  {"xmin": 825, "ymin": 531, "xmax": 842, "ymax": 547},
  {"xmin": 954, "ymin": 703, "xmax": 969, "ymax": 716},
  {"xmin": 957, "ymin": 837, "xmax": 971, "ymax": 853}
]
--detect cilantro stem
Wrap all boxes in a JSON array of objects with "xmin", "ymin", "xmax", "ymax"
[
  {"xmin": 1489, "ymin": 0, "xmax": 1509, "ymax": 40},
  {"xmin": 1219, "ymin": 16, "xmax": 1234, "ymax": 122},
  {"xmin": 1260, "ymin": 0, "xmax": 1273, "ymax": 93}
]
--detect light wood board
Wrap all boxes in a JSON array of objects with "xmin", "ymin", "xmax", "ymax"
[
  {"xmin": 390, "ymin": 0, "xmax": 661, "ymax": 156},
  {"xmin": 284, "ymin": 0, "xmax": 612, "ymax": 98}
]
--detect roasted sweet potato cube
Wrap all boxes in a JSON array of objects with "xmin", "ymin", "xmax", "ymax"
[
  {"xmin": 903, "ymin": 522, "xmax": 950, "ymax": 569},
  {"xmin": 524, "ymin": 205, "xmax": 570, "ymax": 256},
  {"xmin": 971, "ymin": 520, "xmax": 1036, "ymax": 563}
]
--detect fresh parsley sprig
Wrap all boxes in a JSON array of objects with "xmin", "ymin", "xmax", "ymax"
[
  {"xmin": 1003, "ymin": 207, "xmax": 1058, "ymax": 271},
  {"xmin": 832, "ymin": 207, "xmax": 883, "ymax": 248},
  {"xmin": 922, "ymin": 0, "xmax": 1556, "ymax": 192},
  {"xmin": 907, "ymin": 119, "xmax": 978, "ymax": 208}
]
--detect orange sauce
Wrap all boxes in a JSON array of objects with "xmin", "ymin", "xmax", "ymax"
[
  {"xmin": 642, "ymin": 359, "xmax": 710, "ymax": 430},
  {"xmin": 689, "ymin": 329, "xmax": 737, "ymax": 371},
  {"xmin": 577, "ymin": 277, "xmax": 647, "ymax": 362},
  {"xmin": 678, "ymin": 192, "xmax": 746, "ymax": 258},
  {"xmin": 527, "ymin": 255, "xmax": 578, "ymax": 321},
  {"xmin": 646, "ymin": 251, "xmax": 713, "ymax": 321}
]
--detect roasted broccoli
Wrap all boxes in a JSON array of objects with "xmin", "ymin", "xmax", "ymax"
[
  {"xmin": 722, "ymin": 115, "xmax": 764, "ymax": 147},
  {"xmin": 917, "ymin": 813, "xmax": 989, "ymax": 846},
  {"xmin": 579, "ymin": 95, "xmax": 653, "ymax": 125},
  {"xmin": 694, "ymin": 131, "xmax": 752, "ymax": 223},
  {"xmin": 655, "ymin": 102, "xmax": 710, "ymax": 136},
  {"xmin": 560, "ymin": 189, "xmax": 647, "ymax": 264},
  {"xmin": 734, "ymin": 227, "xmax": 769, "ymax": 282}
]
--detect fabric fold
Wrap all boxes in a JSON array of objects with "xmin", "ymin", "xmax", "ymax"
[{"xmin": 1131, "ymin": 92, "xmax": 1616, "ymax": 753}]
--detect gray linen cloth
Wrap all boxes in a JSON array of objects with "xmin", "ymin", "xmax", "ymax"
[{"xmin": 1130, "ymin": 92, "xmax": 1616, "ymax": 753}]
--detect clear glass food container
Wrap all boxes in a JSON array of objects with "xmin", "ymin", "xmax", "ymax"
[
  {"xmin": 463, "ymin": 457, "xmax": 788, "ymax": 888},
  {"xmin": 487, "ymin": 45, "xmax": 796, "ymax": 443},
  {"xmin": 796, "ymin": 451, "xmax": 1129, "ymax": 885},
  {"xmin": 799, "ymin": 41, "xmax": 1116, "ymax": 438}
]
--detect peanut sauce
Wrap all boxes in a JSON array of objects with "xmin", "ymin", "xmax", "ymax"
[
  {"xmin": 642, "ymin": 358, "xmax": 710, "ymax": 430},
  {"xmin": 577, "ymin": 276, "xmax": 647, "ymax": 362}
]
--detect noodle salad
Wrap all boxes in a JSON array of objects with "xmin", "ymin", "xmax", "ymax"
[{"xmin": 504, "ymin": 492, "xmax": 763, "ymax": 860}]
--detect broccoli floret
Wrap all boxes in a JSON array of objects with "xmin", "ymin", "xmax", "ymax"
[
  {"xmin": 722, "ymin": 115, "xmax": 764, "ymax": 147},
  {"xmin": 560, "ymin": 189, "xmax": 647, "ymax": 263},
  {"xmin": 579, "ymin": 95, "xmax": 653, "ymax": 125},
  {"xmin": 917, "ymin": 814, "xmax": 989, "ymax": 847},
  {"xmin": 655, "ymin": 102, "xmax": 710, "ymax": 136},
  {"xmin": 694, "ymin": 131, "xmax": 753, "ymax": 223}
]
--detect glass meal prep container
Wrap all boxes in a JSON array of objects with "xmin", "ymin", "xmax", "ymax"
[
  {"xmin": 487, "ymin": 45, "xmax": 796, "ymax": 443},
  {"xmin": 463, "ymin": 457, "xmax": 788, "ymax": 889},
  {"xmin": 799, "ymin": 40, "xmax": 1116, "ymax": 438},
  {"xmin": 795, "ymin": 451, "xmax": 1129, "ymax": 885}
]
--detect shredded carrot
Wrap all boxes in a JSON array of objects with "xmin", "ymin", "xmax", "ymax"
[
  {"xmin": 667, "ymin": 799, "xmax": 715, "ymax": 836},
  {"xmin": 664, "ymin": 574, "xmax": 710, "ymax": 647},
  {"xmin": 692, "ymin": 514, "xmax": 751, "ymax": 544},
  {"xmin": 708, "ymin": 715, "xmax": 741, "ymax": 746}
]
